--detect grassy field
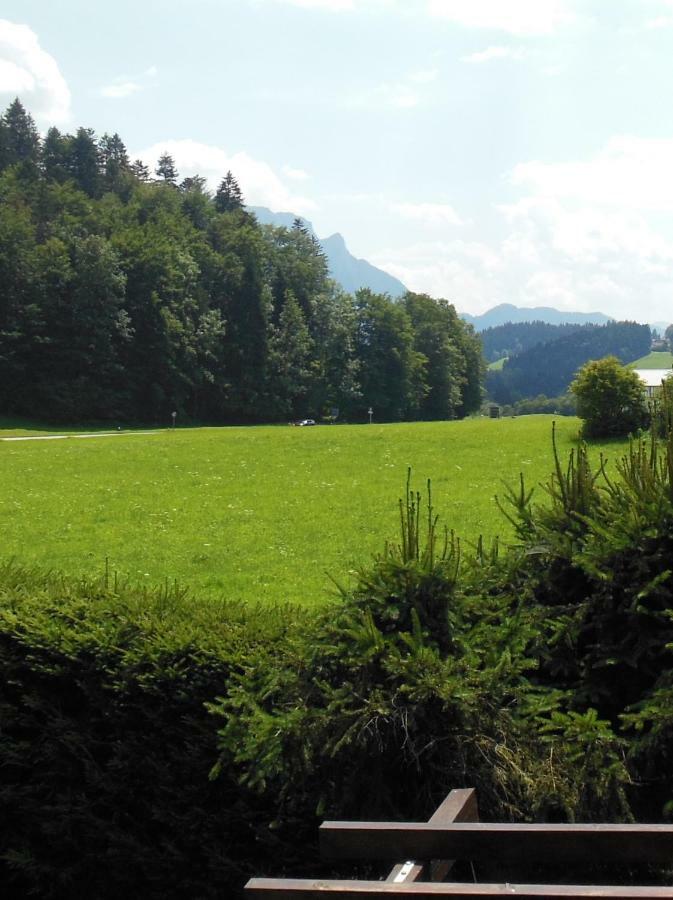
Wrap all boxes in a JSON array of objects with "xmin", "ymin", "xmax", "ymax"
[
  {"xmin": 0, "ymin": 416, "xmax": 163, "ymax": 437},
  {"xmin": 487, "ymin": 356, "xmax": 507, "ymax": 370},
  {"xmin": 628, "ymin": 350, "xmax": 673, "ymax": 369},
  {"xmin": 0, "ymin": 416, "xmax": 629, "ymax": 606}
]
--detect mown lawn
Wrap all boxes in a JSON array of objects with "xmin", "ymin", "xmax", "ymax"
[{"xmin": 0, "ymin": 416, "xmax": 628, "ymax": 606}]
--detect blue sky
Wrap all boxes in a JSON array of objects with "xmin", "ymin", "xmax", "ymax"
[{"xmin": 3, "ymin": 0, "xmax": 673, "ymax": 322}]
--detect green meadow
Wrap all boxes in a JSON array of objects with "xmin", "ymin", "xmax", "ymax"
[
  {"xmin": 0, "ymin": 416, "xmax": 628, "ymax": 606},
  {"xmin": 628, "ymin": 350, "xmax": 673, "ymax": 369}
]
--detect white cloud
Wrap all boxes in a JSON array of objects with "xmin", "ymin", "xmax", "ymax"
[
  {"xmin": 267, "ymin": 0, "xmax": 355, "ymax": 9},
  {"xmin": 644, "ymin": 15, "xmax": 673, "ymax": 28},
  {"xmin": 346, "ymin": 80, "xmax": 420, "ymax": 109},
  {"xmin": 0, "ymin": 20, "xmax": 70, "ymax": 123},
  {"xmin": 510, "ymin": 136, "xmax": 673, "ymax": 212},
  {"xmin": 462, "ymin": 45, "xmax": 524, "ymax": 63},
  {"xmin": 392, "ymin": 202, "xmax": 463, "ymax": 226},
  {"xmin": 263, "ymin": 0, "xmax": 396, "ymax": 9},
  {"xmin": 101, "ymin": 81, "xmax": 141, "ymax": 99},
  {"xmin": 427, "ymin": 0, "xmax": 575, "ymax": 35},
  {"xmin": 367, "ymin": 135, "xmax": 673, "ymax": 321},
  {"xmin": 134, "ymin": 139, "xmax": 317, "ymax": 214},
  {"xmin": 282, "ymin": 164, "xmax": 311, "ymax": 180},
  {"xmin": 408, "ymin": 68, "xmax": 439, "ymax": 83},
  {"xmin": 100, "ymin": 65, "xmax": 158, "ymax": 100},
  {"xmin": 345, "ymin": 66, "xmax": 438, "ymax": 110}
]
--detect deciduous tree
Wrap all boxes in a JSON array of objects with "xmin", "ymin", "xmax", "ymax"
[{"xmin": 571, "ymin": 356, "xmax": 648, "ymax": 438}]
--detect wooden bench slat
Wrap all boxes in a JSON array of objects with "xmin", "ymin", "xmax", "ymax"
[
  {"xmin": 320, "ymin": 823, "xmax": 673, "ymax": 865},
  {"xmin": 245, "ymin": 877, "xmax": 673, "ymax": 898}
]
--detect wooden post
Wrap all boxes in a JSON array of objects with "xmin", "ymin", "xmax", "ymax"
[{"xmin": 385, "ymin": 788, "xmax": 479, "ymax": 885}]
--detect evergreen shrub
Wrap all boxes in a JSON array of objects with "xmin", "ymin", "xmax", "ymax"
[{"xmin": 0, "ymin": 565, "xmax": 303, "ymax": 899}]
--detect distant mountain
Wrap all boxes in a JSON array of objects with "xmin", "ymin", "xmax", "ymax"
[
  {"xmin": 249, "ymin": 206, "xmax": 407, "ymax": 298},
  {"xmin": 461, "ymin": 303, "xmax": 612, "ymax": 332}
]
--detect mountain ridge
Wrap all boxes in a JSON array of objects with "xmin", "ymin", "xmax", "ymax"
[
  {"xmin": 248, "ymin": 206, "xmax": 407, "ymax": 298},
  {"xmin": 460, "ymin": 303, "xmax": 612, "ymax": 332}
]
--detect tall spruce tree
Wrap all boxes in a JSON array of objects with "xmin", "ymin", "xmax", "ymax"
[
  {"xmin": 42, "ymin": 127, "xmax": 72, "ymax": 182},
  {"xmin": 2, "ymin": 98, "xmax": 40, "ymax": 168},
  {"xmin": 69, "ymin": 128, "xmax": 101, "ymax": 197},
  {"xmin": 214, "ymin": 170, "xmax": 243, "ymax": 212},
  {"xmin": 155, "ymin": 152, "xmax": 178, "ymax": 185},
  {"xmin": 99, "ymin": 132, "xmax": 130, "ymax": 194}
]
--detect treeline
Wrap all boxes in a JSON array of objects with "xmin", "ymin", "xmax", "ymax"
[
  {"xmin": 487, "ymin": 320, "xmax": 651, "ymax": 405},
  {"xmin": 0, "ymin": 99, "xmax": 482, "ymax": 424},
  {"xmin": 480, "ymin": 320, "xmax": 586, "ymax": 363}
]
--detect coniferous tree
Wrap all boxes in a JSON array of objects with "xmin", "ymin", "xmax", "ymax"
[
  {"xmin": 155, "ymin": 152, "xmax": 178, "ymax": 185},
  {"xmin": 99, "ymin": 132, "xmax": 130, "ymax": 194},
  {"xmin": 42, "ymin": 127, "xmax": 72, "ymax": 182},
  {"xmin": 69, "ymin": 128, "xmax": 101, "ymax": 197},
  {"xmin": 214, "ymin": 170, "xmax": 243, "ymax": 212},
  {"xmin": 180, "ymin": 175, "xmax": 211, "ymax": 229},
  {"xmin": 2, "ymin": 98, "xmax": 40, "ymax": 168},
  {"xmin": 0, "ymin": 117, "xmax": 11, "ymax": 171},
  {"xmin": 268, "ymin": 221, "xmax": 329, "ymax": 325},
  {"xmin": 130, "ymin": 158, "xmax": 150, "ymax": 181}
]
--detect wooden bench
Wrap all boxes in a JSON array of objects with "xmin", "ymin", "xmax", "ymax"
[{"xmin": 245, "ymin": 788, "xmax": 673, "ymax": 898}]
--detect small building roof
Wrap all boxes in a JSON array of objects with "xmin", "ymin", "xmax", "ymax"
[{"xmin": 634, "ymin": 368, "xmax": 673, "ymax": 387}]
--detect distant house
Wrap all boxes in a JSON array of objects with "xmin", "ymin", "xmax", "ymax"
[{"xmin": 633, "ymin": 369, "xmax": 673, "ymax": 398}]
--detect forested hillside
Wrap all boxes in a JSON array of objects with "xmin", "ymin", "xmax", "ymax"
[
  {"xmin": 480, "ymin": 320, "xmax": 586, "ymax": 362},
  {"xmin": 487, "ymin": 321, "xmax": 651, "ymax": 404},
  {"xmin": 0, "ymin": 100, "xmax": 482, "ymax": 424}
]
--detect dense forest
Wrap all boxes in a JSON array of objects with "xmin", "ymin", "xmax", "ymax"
[
  {"xmin": 0, "ymin": 99, "xmax": 483, "ymax": 425},
  {"xmin": 479, "ymin": 320, "xmax": 587, "ymax": 363},
  {"xmin": 486, "ymin": 320, "xmax": 651, "ymax": 405}
]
